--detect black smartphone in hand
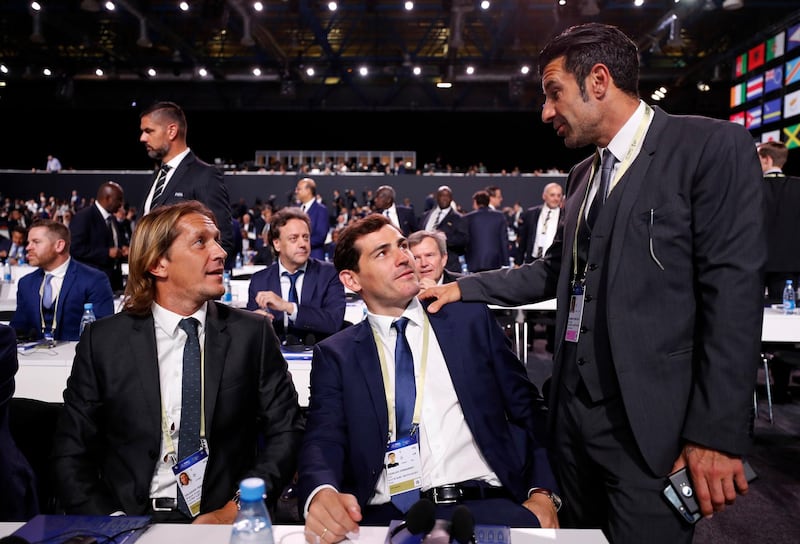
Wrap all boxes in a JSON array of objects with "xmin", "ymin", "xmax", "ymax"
[{"xmin": 662, "ymin": 459, "xmax": 758, "ymax": 524}]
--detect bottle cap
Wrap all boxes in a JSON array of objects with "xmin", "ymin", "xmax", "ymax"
[{"xmin": 239, "ymin": 477, "xmax": 266, "ymax": 501}]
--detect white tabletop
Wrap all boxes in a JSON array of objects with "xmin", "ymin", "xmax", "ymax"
[
  {"xmin": 0, "ymin": 522, "xmax": 609, "ymax": 543},
  {"xmin": 761, "ymin": 307, "xmax": 800, "ymax": 343}
]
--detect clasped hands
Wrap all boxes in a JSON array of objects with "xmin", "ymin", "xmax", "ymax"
[{"xmin": 254, "ymin": 290, "xmax": 293, "ymax": 319}]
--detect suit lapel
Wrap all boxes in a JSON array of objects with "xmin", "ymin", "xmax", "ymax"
[
  {"xmin": 202, "ymin": 302, "xmax": 230, "ymax": 440},
  {"xmin": 129, "ymin": 315, "xmax": 162, "ymax": 431},
  {"xmin": 352, "ymin": 321, "xmax": 390, "ymax": 435}
]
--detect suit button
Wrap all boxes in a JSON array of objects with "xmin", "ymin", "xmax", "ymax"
[
  {"xmin": 588, "ymin": 264, "xmax": 598, "ymax": 271},
  {"xmin": 580, "ymin": 326, "xmax": 588, "ymax": 333},
  {"xmin": 577, "ymin": 358, "xmax": 587, "ymax": 366}
]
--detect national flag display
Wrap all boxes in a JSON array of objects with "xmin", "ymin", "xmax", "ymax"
[
  {"xmin": 730, "ymin": 112, "xmax": 745, "ymax": 126},
  {"xmin": 787, "ymin": 23, "xmax": 800, "ymax": 53},
  {"xmin": 763, "ymin": 98, "xmax": 782, "ymax": 124},
  {"xmin": 746, "ymin": 106, "xmax": 762, "ymax": 130},
  {"xmin": 783, "ymin": 123, "xmax": 800, "ymax": 149},
  {"xmin": 785, "ymin": 57, "xmax": 800, "ymax": 86},
  {"xmin": 746, "ymin": 75, "xmax": 763, "ymax": 101},
  {"xmin": 761, "ymin": 129, "xmax": 781, "ymax": 143},
  {"xmin": 748, "ymin": 43, "xmax": 765, "ymax": 71},
  {"xmin": 765, "ymin": 67, "xmax": 783, "ymax": 94},
  {"xmin": 730, "ymin": 83, "xmax": 746, "ymax": 108},
  {"xmin": 767, "ymin": 32, "xmax": 785, "ymax": 61},
  {"xmin": 784, "ymin": 88, "xmax": 800, "ymax": 118},
  {"xmin": 735, "ymin": 53, "xmax": 748, "ymax": 78}
]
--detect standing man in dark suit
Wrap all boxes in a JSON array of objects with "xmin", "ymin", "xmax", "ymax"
[
  {"xmin": 70, "ymin": 181, "xmax": 129, "ymax": 293},
  {"xmin": 297, "ymin": 215, "xmax": 559, "ymax": 539},
  {"xmin": 295, "ymin": 178, "xmax": 330, "ymax": 261},
  {"xmin": 464, "ymin": 190, "xmax": 509, "ymax": 273},
  {"xmin": 0, "ymin": 323, "xmax": 39, "ymax": 521},
  {"xmin": 138, "ymin": 101, "xmax": 235, "ymax": 267},
  {"xmin": 10, "ymin": 220, "xmax": 114, "ymax": 342},
  {"xmin": 372, "ymin": 185, "xmax": 417, "ymax": 236},
  {"xmin": 52, "ymin": 201, "xmax": 304, "ymax": 523},
  {"xmin": 420, "ymin": 23, "xmax": 764, "ymax": 544},
  {"xmin": 418, "ymin": 185, "xmax": 469, "ymax": 274},
  {"xmin": 246, "ymin": 207, "xmax": 345, "ymax": 346},
  {"xmin": 517, "ymin": 182, "xmax": 563, "ymax": 264},
  {"xmin": 408, "ymin": 230, "xmax": 461, "ymax": 287}
]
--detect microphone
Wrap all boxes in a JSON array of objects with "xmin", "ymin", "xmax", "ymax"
[
  {"xmin": 389, "ymin": 498, "xmax": 437, "ymax": 539},
  {"xmin": 449, "ymin": 505, "xmax": 476, "ymax": 544}
]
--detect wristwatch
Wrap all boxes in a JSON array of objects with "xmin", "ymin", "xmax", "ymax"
[
  {"xmin": 231, "ymin": 490, "xmax": 241, "ymax": 510},
  {"xmin": 528, "ymin": 487, "xmax": 563, "ymax": 512}
]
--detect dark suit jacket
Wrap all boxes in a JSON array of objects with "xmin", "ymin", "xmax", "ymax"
[
  {"xmin": 143, "ymin": 151, "xmax": 234, "ymax": 259},
  {"xmin": 764, "ymin": 173, "xmax": 800, "ymax": 273},
  {"xmin": 296, "ymin": 299, "xmax": 555, "ymax": 510},
  {"xmin": 464, "ymin": 207, "xmax": 509, "ymax": 273},
  {"xmin": 457, "ymin": 107, "xmax": 765, "ymax": 476},
  {"xmin": 517, "ymin": 206, "xmax": 560, "ymax": 264},
  {"xmin": 441, "ymin": 269, "xmax": 462, "ymax": 284},
  {"xmin": 69, "ymin": 204, "xmax": 123, "ymax": 291},
  {"xmin": 304, "ymin": 201, "xmax": 330, "ymax": 261},
  {"xmin": 52, "ymin": 302, "xmax": 304, "ymax": 515},
  {"xmin": 0, "ymin": 324, "xmax": 39, "ymax": 521},
  {"xmin": 10, "ymin": 259, "xmax": 115, "ymax": 342},
  {"xmin": 246, "ymin": 258, "xmax": 346, "ymax": 343},
  {"xmin": 381, "ymin": 206, "xmax": 417, "ymax": 237},
  {"xmin": 420, "ymin": 208, "xmax": 469, "ymax": 273}
]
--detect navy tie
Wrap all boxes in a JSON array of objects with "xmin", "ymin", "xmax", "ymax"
[
  {"xmin": 391, "ymin": 317, "xmax": 419, "ymax": 512},
  {"xmin": 177, "ymin": 318, "xmax": 201, "ymax": 517},
  {"xmin": 151, "ymin": 163, "xmax": 172, "ymax": 206},
  {"xmin": 42, "ymin": 273, "xmax": 54, "ymax": 309},
  {"xmin": 283, "ymin": 269, "xmax": 304, "ymax": 305},
  {"xmin": 587, "ymin": 150, "xmax": 617, "ymax": 230}
]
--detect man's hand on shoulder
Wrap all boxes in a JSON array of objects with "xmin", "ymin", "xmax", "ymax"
[
  {"xmin": 417, "ymin": 281, "xmax": 462, "ymax": 313},
  {"xmin": 304, "ymin": 488, "xmax": 361, "ymax": 544}
]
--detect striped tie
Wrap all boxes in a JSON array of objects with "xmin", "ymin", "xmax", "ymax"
[{"xmin": 151, "ymin": 163, "xmax": 172, "ymax": 206}]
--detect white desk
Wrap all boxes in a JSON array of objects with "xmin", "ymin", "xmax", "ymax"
[
  {"xmin": 13, "ymin": 341, "xmax": 313, "ymax": 408},
  {"xmin": 761, "ymin": 307, "xmax": 800, "ymax": 343},
  {"xmin": 0, "ymin": 522, "xmax": 609, "ymax": 543}
]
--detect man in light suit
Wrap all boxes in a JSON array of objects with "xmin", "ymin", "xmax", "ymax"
[
  {"xmin": 418, "ymin": 185, "xmax": 469, "ymax": 274},
  {"xmin": 372, "ymin": 185, "xmax": 417, "ymax": 236},
  {"xmin": 517, "ymin": 182, "xmax": 563, "ymax": 264},
  {"xmin": 52, "ymin": 201, "xmax": 304, "ymax": 523},
  {"xmin": 247, "ymin": 207, "xmax": 345, "ymax": 345},
  {"xmin": 297, "ymin": 215, "xmax": 559, "ymax": 541},
  {"xmin": 139, "ymin": 101, "xmax": 235, "ymax": 267},
  {"xmin": 464, "ymin": 190, "xmax": 509, "ymax": 273},
  {"xmin": 69, "ymin": 181, "xmax": 129, "ymax": 293},
  {"xmin": 420, "ymin": 23, "xmax": 764, "ymax": 544},
  {"xmin": 10, "ymin": 220, "xmax": 114, "ymax": 342},
  {"xmin": 295, "ymin": 178, "xmax": 330, "ymax": 260}
]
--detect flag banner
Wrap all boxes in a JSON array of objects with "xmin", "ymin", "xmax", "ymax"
[
  {"xmin": 735, "ymin": 53, "xmax": 748, "ymax": 78},
  {"xmin": 767, "ymin": 32, "xmax": 785, "ymax": 61},
  {"xmin": 730, "ymin": 112, "xmax": 745, "ymax": 126},
  {"xmin": 749, "ymin": 43, "xmax": 766, "ymax": 71},
  {"xmin": 746, "ymin": 75, "xmax": 763, "ymax": 101},
  {"xmin": 746, "ymin": 106, "xmax": 762, "ymax": 129},
  {"xmin": 783, "ymin": 123, "xmax": 800, "ymax": 149},
  {"xmin": 765, "ymin": 67, "xmax": 783, "ymax": 94},
  {"xmin": 763, "ymin": 98, "xmax": 782, "ymax": 124},
  {"xmin": 784, "ymin": 88, "xmax": 800, "ymax": 118},
  {"xmin": 761, "ymin": 129, "xmax": 781, "ymax": 143},
  {"xmin": 731, "ymin": 83, "xmax": 746, "ymax": 108},
  {"xmin": 787, "ymin": 23, "xmax": 800, "ymax": 53},
  {"xmin": 785, "ymin": 57, "xmax": 800, "ymax": 86}
]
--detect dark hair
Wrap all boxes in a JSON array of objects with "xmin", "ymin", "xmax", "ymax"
[
  {"xmin": 472, "ymin": 190, "xmax": 490, "ymax": 207},
  {"xmin": 758, "ymin": 141, "xmax": 788, "ymax": 168},
  {"xmin": 140, "ymin": 101, "xmax": 188, "ymax": 139},
  {"xmin": 268, "ymin": 207, "xmax": 311, "ymax": 252},
  {"xmin": 333, "ymin": 214, "xmax": 392, "ymax": 273},
  {"xmin": 539, "ymin": 23, "xmax": 639, "ymax": 100}
]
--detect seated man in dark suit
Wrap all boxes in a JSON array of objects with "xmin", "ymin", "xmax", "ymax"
[
  {"xmin": 0, "ymin": 323, "xmax": 39, "ymax": 521},
  {"xmin": 52, "ymin": 201, "xmax": 304, "ymax": 523},
  {"xmin": 247, "ymin": 207, "xmax": 345, "ymax": 346},
  {"xmin": 297, "ymin": 215, "xmax": 559, "ymax": 539},
  {"xmin": 10, "ymin": 220, "xmax": 114, "ymax": 342},
  {"xmin": 407, "ymin": 230, "xmax": 461, "ymax": 287}
]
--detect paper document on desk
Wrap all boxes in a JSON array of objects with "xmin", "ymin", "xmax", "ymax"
[{"xmin": 12, "ymin": 514, "xmax": 152, "ymax": 543}]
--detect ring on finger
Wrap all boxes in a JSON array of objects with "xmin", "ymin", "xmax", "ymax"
[{"xmin": 321, "ymin": 527, "xmax": 329, "ymax": 540}]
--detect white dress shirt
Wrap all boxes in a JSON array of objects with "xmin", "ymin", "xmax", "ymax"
[
  {"xmin": 533, "ymin": 206, "xmax": 560, "ymax": 259},
  {"xmin": 144, "ymin": 148, "xmax": 190, "ymax": 214}
]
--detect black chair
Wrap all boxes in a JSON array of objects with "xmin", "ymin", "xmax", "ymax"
[{"xmin": 9, "ymin": 398, "xmax": 63, "ymax": 514}]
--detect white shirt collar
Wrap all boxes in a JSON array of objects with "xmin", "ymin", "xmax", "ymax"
[
  {"xmin": 94, "ymin": 201, "xmax": 113, "ymax": 221},
  {"xmin": 366, "ymin": 297, "xmax": 424, "ymax": 338},
  {"xmin": 603, "ymin": 99, "xmax": 650, "ymax": 164},
  {"xmin": 152, "ymin": 300, "xmax": 208, "ymax": 337},
  {"xmin": 44, "ymin": 257, "xmax": 71, "ymax": 279}
]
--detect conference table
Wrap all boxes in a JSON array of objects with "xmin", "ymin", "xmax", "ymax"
[{"xmin": 0, "ymin": 521, "xmax": 610, "ymax": 543}]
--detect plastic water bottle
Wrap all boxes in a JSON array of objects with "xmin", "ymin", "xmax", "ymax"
[
  {"xmin": 235, "ymin": 252, "xmax": 243, "ymax": 269},
  {"xmin": 782, "ymin": 279, "xmax": 796, "ymax": 315},
  {"xmin": 2, "ymin": 261, "xmax": 10, "ymax": 283},
  {"xmin": 17, "ymin": 251, "xmax": 25, "ymax": 266},
  {"xmin": 222, "ymin": 271, "xmax": 233, "ymax": 304},
  {"xmin": 230, "ymin": 477, "xmax": 274, "ymax": 544},
  {"xmin": 79, "ymin": 303, "xmax": 96, "ymax": 335},
  {"xmin": 459, "ymin": 254, "xmax": 468, "ymax": 275}
]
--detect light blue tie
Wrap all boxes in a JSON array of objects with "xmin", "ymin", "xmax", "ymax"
[
  {"xmin": 390, "ymin": 317, "xmax": 419, "ymax": 512},
  {"xmin": 42, "ymin": 273, "xmax": 54, "ymax": 309},
  {"xmin": 177, "ymin": 318, "xmax": 201, "ymax": 518}
]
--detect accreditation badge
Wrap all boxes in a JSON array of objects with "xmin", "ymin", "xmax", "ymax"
[
  {"xmin": 565, "ymin": 282, "xmax": 585, "ymax": 343},
  {"xmin": 172, "ymin": 447, "xmax": 208, "ymax": 517},
  {"xmin": 385, "ymin": 435, "xmax": 422, "ymax": 497}
]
